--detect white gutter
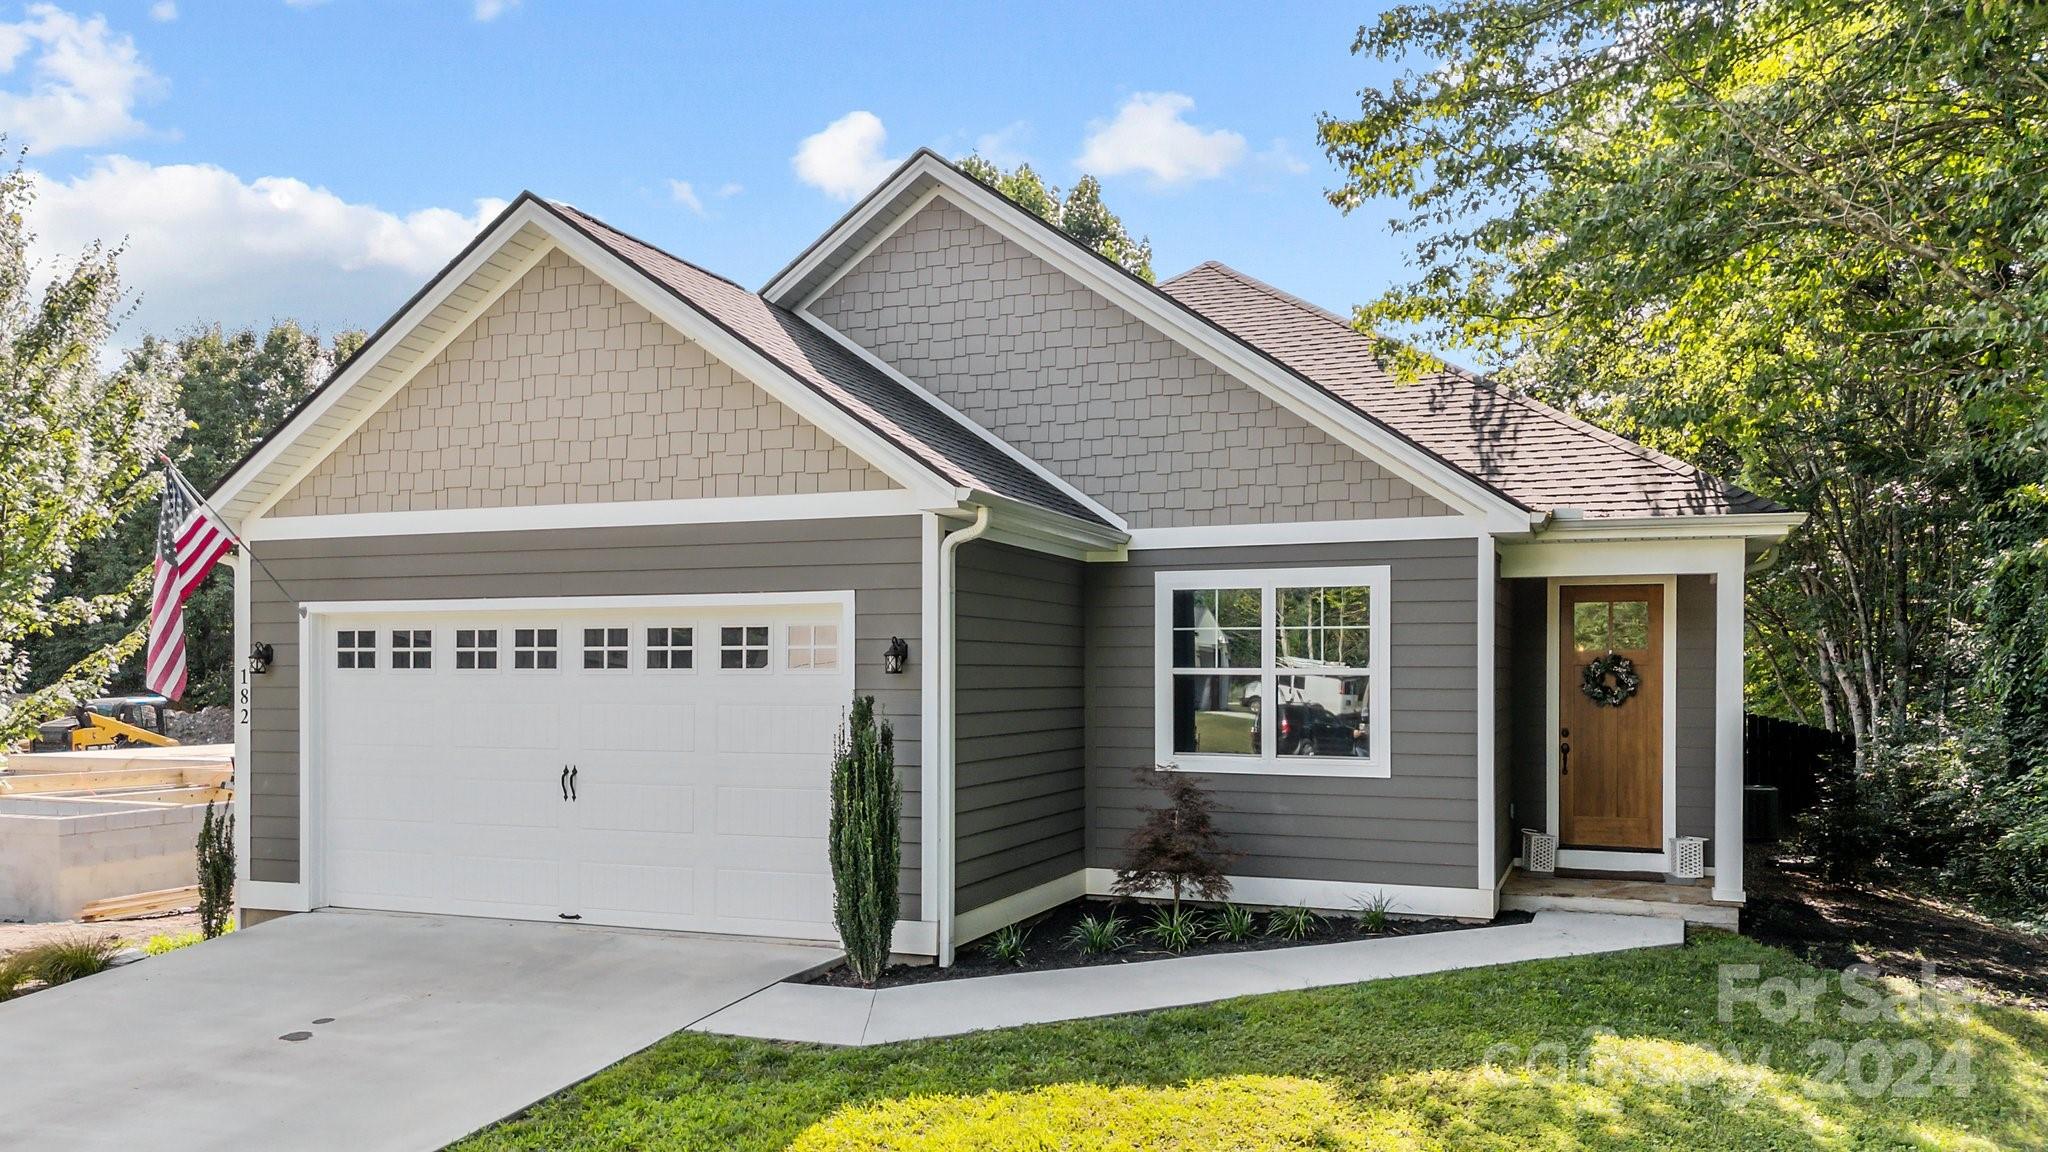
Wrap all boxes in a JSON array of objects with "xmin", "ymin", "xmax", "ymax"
[{"xmin": 933, "ymin": 502, "xmax": 990, "ymax": 966}]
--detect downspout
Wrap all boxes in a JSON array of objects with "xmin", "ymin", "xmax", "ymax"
[{"xmin": 934, "ymin": 503, "xmax": 990, "ymax": 967}]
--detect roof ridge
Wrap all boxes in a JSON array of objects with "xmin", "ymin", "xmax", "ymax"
[
  {"xmin": 547, "ymin": 200, "xmax": 757, "ymax": 296},
  {"xmin": 1182, "ymin": 261, "xmax": 1763, "ymax": 506}
]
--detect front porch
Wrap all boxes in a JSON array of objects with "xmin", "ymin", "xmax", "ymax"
[{"xmin": 1500, "ymin": 868, "xmax": 1741, "ymax": 930}]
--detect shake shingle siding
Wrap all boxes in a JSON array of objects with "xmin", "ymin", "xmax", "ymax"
[
  {"xmin": 245, "ymin": 517, "xmax": 927, "ymax": 917},
  {"xmin": 808, "ymin": 199, "xmax": 1451, "ymax": 528},
  {"xmin": 953, "ymin": 540, "xmax": 1087, "ymax": 918},
  {"xmin": 1083, "ymin": 537, "xmax": 1482, "ymax": 892}
]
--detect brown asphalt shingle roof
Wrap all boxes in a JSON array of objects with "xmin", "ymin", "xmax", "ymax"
[
  {"xmin": 1160, "ymin": 261, "xmax": 1783, "ymax": 519},
  {"xmin": 544, "ymin": 200, "xmax": 1104, "ymax": 525}
]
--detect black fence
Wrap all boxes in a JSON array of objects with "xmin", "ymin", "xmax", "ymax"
[{"xmin": 1743, "ymin": 713, "xmax": 1852, "ymax": 840}]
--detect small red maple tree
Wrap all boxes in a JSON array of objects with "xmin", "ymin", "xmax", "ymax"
[{"xmin": 1112, "ymin": 766, "xmax": 1242, "ymax": 913}]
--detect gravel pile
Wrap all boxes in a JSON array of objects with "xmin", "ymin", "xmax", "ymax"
[{"xmin": 167, "ymin": 706, "xmax": 233, "ymax": 745}]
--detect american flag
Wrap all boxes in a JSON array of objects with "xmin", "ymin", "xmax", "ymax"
[{"xmin": 146, "ymin": 463, "xmax": 236, "ymax": 700}]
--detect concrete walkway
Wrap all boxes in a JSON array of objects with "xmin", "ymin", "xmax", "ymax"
[
  {"xmin": 693, "ymin": 910, "xmax": 1682, "ymax": 1046},
  {"xmin": 0, "ymin": 909, "xmax": 835, "ymax": 1152}
]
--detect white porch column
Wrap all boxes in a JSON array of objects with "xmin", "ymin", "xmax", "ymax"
[
  {"xmin": 1712, "ymin": 543, "xmax": 1747, "ymax": 903},
  {"xmin": 229, "ymin": 552, "xmax": 252, "ymax": 899}
]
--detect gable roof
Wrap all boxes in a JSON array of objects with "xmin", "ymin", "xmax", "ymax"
[
  {"xmin": 538, "ymin": 201, "xmax": 1103, "ymax": 525},
  {"xmin": 1160, "ymin": 262, "xmax": 1784, "ymax": 520},
  {"xmin": 764, "ymin": 150, "xmax": 1537, "ymax": 529},
  {"xmin": 209, "ymin": 193, "xmax": 1106, "ymax": 529}
]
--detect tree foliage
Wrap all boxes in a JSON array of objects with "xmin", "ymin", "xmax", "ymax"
[
  {"xmin": 0, "ymin": 160, "xmax": 180, "ymax": 745},
  {"xmin": 27, "ymin": 321, "xmax": 352, "ymax": 709},
  {"xmin": 958, "ymin": 155, "xmax": 1156, "ymax": 281},
  {"xmin": 196, "ymin": 799, "xmax": 235, "ymax": 939},
  {"xmin": 1319, "ymin": 0, "xmax": 2048, "ymax": 913},
  {"xmin": 829, "ymin": 695, "xmax": 900, "ymax": 984}
]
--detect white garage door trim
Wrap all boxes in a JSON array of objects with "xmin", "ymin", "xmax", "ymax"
[{"xmin": 298, "ymin": 591, "xmax": 855, "ymax": 938}]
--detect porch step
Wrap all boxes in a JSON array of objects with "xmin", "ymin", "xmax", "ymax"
[{"xmin": 1500, "ymin": 879, "xmax": 1741, "ymax": 930}]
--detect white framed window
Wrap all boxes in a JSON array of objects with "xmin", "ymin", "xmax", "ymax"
[
  {"xmin": 454, "ymin": 628, "xmax": 498, "ymax": 671},
  {"xmin": 390, "ymin": 629, "xmax": 432, "ymax": 671},
  {"xmin": 719, "ymin": 624, "xmax": 771, "ymax": 670},
  {"xmin": 335, "ymin": 630, "xmax": 376, "ymax": 670},
  {"xmin": 645, "ymin": 626, "xmax": 694, "ymax": 670},
  {"xmin": 1154, "ymin": 565, "xmax": 1391, "ymax": 778},
  {"xmin": 511, "ymin": 627, "xmax": 559, "ymax": 671},
  {"xmin": 582, "ymin": 627, "xmax": 630, "ymax": 670},
  {"xmin": 785, "ymin": 622, "xmax": 839, "ymax": 671}
]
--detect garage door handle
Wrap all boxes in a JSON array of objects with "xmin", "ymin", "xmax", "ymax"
[
  {"xmin": 560, "ymin": 765, "xmax": 570, "ymax": 801},
  {"xmin": 568, "ymin": 765, "xmax": 578, "ymax": 801}
]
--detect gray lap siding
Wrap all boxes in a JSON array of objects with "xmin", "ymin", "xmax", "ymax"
[
  {"xmin": 952, "ymin": 541, "xmax": 1087, "ymax": 917},
  {"xmin": 245, "ymin": 516, "xmax": 925, "ymax": 917},
  {"xmin": 1084, "ymin": 536, "xmax": 1483, "ymax": 892}
]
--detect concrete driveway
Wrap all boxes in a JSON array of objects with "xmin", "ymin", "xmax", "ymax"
[{"xmin": 0, "ymin": 910, "xmax": 836, "ymax": 1151}]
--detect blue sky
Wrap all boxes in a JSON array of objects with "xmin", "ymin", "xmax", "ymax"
[{"xmin": 7, "ymin": 2, "xmax": 1424, "ymax": 350}]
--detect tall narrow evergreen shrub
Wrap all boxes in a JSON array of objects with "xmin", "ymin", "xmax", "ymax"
[
  {"xmin": 196, "ymin": 800, "xmax": 235, "ymax": 939},
  {"xmin": 829, "ymin": 696, "xmax": 900, "ymax": 984}
]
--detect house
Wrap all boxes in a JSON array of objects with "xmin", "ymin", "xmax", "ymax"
[{"xmin": 209, "ymin": 150, "xmax": 1802, "ymax": 964}]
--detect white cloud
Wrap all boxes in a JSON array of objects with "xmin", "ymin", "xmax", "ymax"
[
  {"xmin": 1257, "ymin": 136, "xmax": 1312, "ymax": 176},
  {"xmin": 473, "ymin": 0, "xmax": 518, "ymax": 22},
  {"xmin": 149, "ymin": 2, "xmax": 177, "ymax": 22},
  {"xmin": 970, "ymin": 122, "xmax": 1031, "ymax": 168},
  {"xmin": 0, "ymin": 4, "xmax": 162, "ymax": 153},
  {"xmin": 1076, "ymin": 92, "xmax": 1246, "ymax": 186},
  {"xmin": 27, "ymin": 155, "xmax": 507, "ymax": 342},
  {"xmin": 666, "ymin": 179, "xmax": 704, "ymax": 215},
  {"xmin": 715, "ymin": 181, "xmax": 743, "ymax": 198},
  {"xmin": 792, "ymin": 110, "xmax": 900, "ymax": 201}
]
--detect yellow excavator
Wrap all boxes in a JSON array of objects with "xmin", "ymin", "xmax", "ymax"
[{"xmin": 31, "ymin": 694, "xmax": 181, "ymax": 751}]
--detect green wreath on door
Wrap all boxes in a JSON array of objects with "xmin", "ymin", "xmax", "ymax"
[{"xmin": 1580, "ymin": 652, "xmax": 1640, "ymax": 707}]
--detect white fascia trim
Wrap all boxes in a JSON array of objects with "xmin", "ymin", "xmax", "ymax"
[
  {"xmin": 960, "ymin": 488, "xmax": 1129, "ymax": 560},
  {"xmin": 214, "ymin": 201, "xmax": 561, "ymax": 516},
  {"xmin": 228, "ymin": 553, "xmax": 252, "ymax": 886},
  {"xmin": 1081, "ymin": 868, "xmax": 1496, "ymax": 921},
  {"xmin": 1500, "ymin": 536, "xmax": 1750, "ymax": 579},
  {"xmin": 1125, "ymin": 515, "xmax": 1479, "ymax": 551},
  {"xmin": 792, "ymin": 307, "xmax": 1129, "ymax": 531},
  {"xmin": 539, "ymin": 211, "xmax": 958, "ymax": 507},
  {"xmin": 918, "ymin": 513, "xmax": 943, "ymax": 936},
  {"xmin": 1543, "ymin": 575, "xmax": 1680, "ymax": 874},
  {"xmin": 244, "ymin": 490, "xmax": 928, "ymax": 542},
  {"xmin": 238, "ymin": 880, "xmax": 311, "ymax": 913},
  {"xmin": 771, "ymin": 156, "xmax": 1527, "ymax": 531},
  {"xmin": 1532, "ymin": 512, "xmax": 1808, "ymax": 543},
  {"xmin": 1476, "ymin": 543, "xmax": 1498, "ymax": 891},
  {"xmin": 891, "ymin": 919, "xmax": 939, "ymax": 957},
  {"xmin": 955, "ymin": 870, "xmax": 1089, "ymax": 947},
  {"xmin": 298, "ymin": 590, "xmax": 857, "ymax": 618}
]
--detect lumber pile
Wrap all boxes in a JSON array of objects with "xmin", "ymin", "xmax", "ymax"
[{"xmin": 79, "ymin": 885, "xmax": 199, "ymax": 922}]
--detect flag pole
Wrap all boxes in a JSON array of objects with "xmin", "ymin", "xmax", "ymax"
[{"xmin": 159, "ymin": 454, "xmax": 297, "ymax": 602}]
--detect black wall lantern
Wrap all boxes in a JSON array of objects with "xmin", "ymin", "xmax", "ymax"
[
  {"xmin": 248, "ymin": 641, "xmax": 274, "ymax": 675},
  {"xmin": 883, "ymin": 637, "xmax": 909, "ymax": 675}
]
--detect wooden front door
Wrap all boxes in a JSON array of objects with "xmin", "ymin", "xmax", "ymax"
[{"xmin": 1557, "ymin": 584, "xmax": 1664, "ymax": 850}]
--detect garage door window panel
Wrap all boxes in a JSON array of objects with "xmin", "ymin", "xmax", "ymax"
[
  {"xmin": 391, "ymin": 629, "xmax": 432, "ymax": 670},
  {"xmin": 336, "ymin": 630, "xmax": 376, "ymax": 669},
  {"xmin": 646, "ymin": 626, "xmax": 694, "ymax": 670},
  {"xmin": 455, "ymin": 629, "xmax": 499, "ymax": 671},
  {"xmin": 582, "ymin": 628, "xmax": 629, "ymax": 670},
  {"xmin": 720, "ymin": 625, "xmax": 771, "ymax": 670},
  {"xmin": 785, "ymin": 623, "xmax": 838, "ymax": 671},
  {"xmin": 512, "ymin": 628, "xmax": 559, "ymax": 671}
]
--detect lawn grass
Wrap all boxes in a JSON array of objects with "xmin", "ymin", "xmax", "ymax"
[{"xmin": 452, "ymin": 932, "xmax": 2048, "ymax": 1150}]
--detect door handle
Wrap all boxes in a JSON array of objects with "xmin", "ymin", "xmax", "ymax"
[
  {"xmin": 1559, "ymin": 734, "xmax": 1571, "ymax": 776},
  {"xmin": 568, "ymin": 765, "xmax": 578, "ymax": 802},
  {"xmin": 560, "ymin": 765, "xmax": 570, "ymax": 801}
]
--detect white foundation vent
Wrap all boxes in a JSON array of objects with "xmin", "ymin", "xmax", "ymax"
[
  {"xmin": 1673, "ymin": 836, "xmax": 1707, "ymax": 880},
  {"xmin": 1522, "ymin": 829, "xmax": 1557, "ymax": 874}
]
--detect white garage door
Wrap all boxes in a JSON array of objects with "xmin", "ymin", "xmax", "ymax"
[{"xmin": 309, "ymin": 595, "xmax": 852, "ymax": 940}]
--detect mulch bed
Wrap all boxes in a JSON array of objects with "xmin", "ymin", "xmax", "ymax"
[
  {"xmin": 805, "ymin": 897, "xmax": 1530, "ymax": 989},
  {"xmin": 1741, "ymin": 846, "xmax": 2048, "ymax": 1010}
]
